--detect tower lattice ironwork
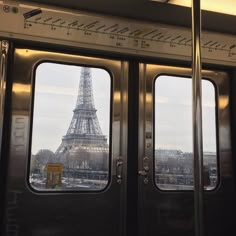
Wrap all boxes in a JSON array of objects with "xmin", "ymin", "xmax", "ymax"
[{"xmin": 56, "ymin": 67, "xmax": 108, "ymax": 155}]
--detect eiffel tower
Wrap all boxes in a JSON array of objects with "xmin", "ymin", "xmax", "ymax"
[{"xmin": 56, "ymin": 67, "xmax": 109, "ymax": 170}]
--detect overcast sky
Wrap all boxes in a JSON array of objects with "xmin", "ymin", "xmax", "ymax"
[
  {"xmin": 31, "ymin": 63, "xmax": 111, "ymax": 154},
  {"xmin": 155, "ymin": 75, "xmax": 216, "ymax": 153},
  {"xmin": 31, "ymin": 63, "xmax": 216, "ymax": 155}
]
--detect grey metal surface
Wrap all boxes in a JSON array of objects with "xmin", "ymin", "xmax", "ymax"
[
  {"xmin": 4, "ymin": 49, "xmax": 128, "ymax": 236},
  {"xmin": 191, "ymin": 0, "xmax": 204, "ymax": 235},
  {"xmin": 0, "ymin": 40, "xmax": 8, "ymax": 155},
  {"xmin": 139, "ymin": 63, "xmax": 232, "ymax": 236},
  {"xmin": 21, "ymin": 0, "xmax": 236, "ymax": 35},
  {"xmin": 2, "ymin": 2, "xmax": 236, "ymax": 67}
]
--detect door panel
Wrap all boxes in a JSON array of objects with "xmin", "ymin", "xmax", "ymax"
[
  {"xmin": 3, "ymin": 49, "xmax": 128, "ymax": 236},
  {"xmin": 139, "ymin": 63, "xmax": 236, "ymax": 236}
]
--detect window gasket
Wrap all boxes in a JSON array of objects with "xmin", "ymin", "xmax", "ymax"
[
  {"xmin": 27, "ymin": 60, "xmax": 113, "ymax": 194},
  {"xmin": 153, "ymin": 73, "xmax": 220, "ymax": 192}
]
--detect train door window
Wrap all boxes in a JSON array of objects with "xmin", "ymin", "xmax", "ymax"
[
  {"xmin": 29, "ymin": 62, "xmax": 111, "ymax": 191},
  {"xmin": 154, "ymin": 75, "xmax": 217, "ymax": 190}
]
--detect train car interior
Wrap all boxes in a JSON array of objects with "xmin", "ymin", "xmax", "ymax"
[{"xmin": 1, "ymin": 0, "xmax": 236, "ymax": 235}]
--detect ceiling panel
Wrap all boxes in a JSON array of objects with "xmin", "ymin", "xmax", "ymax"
[{"xmin": 19, "ymin": 0, "xmax": 236, "ymax": 34}]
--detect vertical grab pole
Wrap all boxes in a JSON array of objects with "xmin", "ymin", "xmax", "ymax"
[{"xmin": 191, "ymin": 1, "xmax": 204, "ymax": 236}]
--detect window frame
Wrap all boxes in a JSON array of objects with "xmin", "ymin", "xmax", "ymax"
[
  {"xmin": 27, "ymin": 60, "xmax": 113, "ymax": 193},
  {"xmin": 153, "ymin": 73, "xmax": 220, "ymax": 192}
]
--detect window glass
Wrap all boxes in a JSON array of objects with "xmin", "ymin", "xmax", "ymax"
[
  {"xmin": 30, "ymin": 63, "xmax": 111, "ymax": 191},
  {"xmin": 154, "ymin": 75, "xmax": 217, "ymax": 190}
]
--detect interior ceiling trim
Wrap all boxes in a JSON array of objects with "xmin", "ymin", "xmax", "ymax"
[
  {"xmin": 0, "ymin": 1, "xmax": 236, "ymax": 66},
  {"xmin": 20, "ymin": 0, "xmax": 236, "ymax": 34}
]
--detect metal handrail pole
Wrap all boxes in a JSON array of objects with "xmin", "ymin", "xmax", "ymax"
[{"xmin": 191, "ymin": 0, "xmax": 204, "ymax": 236}]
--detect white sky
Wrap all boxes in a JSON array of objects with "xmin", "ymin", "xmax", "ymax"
[
  {"xmin": 155, "ymin": 75, "xmax": 216, "ymax": 153},
  {"xmin": 31, "ymin": 64, "xmax": 216, "ymax": 155},
  {"xmin": 31, "ymin": 63, "xmax": 111, "ymax": 154}
]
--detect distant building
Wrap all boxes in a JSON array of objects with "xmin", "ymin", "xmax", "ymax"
[{"xmin": 155, "ymin": 149, "xmax": 217, "ymax": 190}]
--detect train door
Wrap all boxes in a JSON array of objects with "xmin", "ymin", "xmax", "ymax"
[
  {"xmin": 2, "ymin": 47, "xmax": 128, "ymax": 236},
  {"xmin": 138, "ymin": 63, "xmax": 236, "ymax": 236}
]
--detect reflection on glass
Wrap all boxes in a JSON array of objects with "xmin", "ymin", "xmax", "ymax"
[
  {"xmin": 29, "ymin": 63, "xmax": 111, "ymax": 191},
  {"xmin": 155, "ymin": 75, "xmax": 217, "ymax": 190}
]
